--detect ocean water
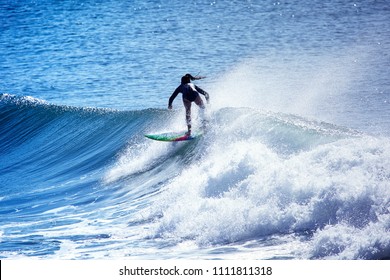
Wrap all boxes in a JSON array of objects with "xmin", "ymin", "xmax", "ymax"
[{"xmin": 0, "ymin": 0, "xmax": 389, "ymax": 260}]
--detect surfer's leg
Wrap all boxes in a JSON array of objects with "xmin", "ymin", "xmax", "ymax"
[
  {"xmin": 194, "ymin": 95, "xmax": 205, "ymax": 109},
  {"xmin": 194, "ymin": 96, "xmax": 207, "ymax": 129},
  {"xmin": 183, "ymin": 99, "xmax": 192, "ymax": 134}
]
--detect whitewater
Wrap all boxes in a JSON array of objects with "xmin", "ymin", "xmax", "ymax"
[{"xmin": 1, "ymin": 0, "xmax": 389, "ymax": 260}]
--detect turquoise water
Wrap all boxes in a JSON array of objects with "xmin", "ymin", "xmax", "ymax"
[{"xmin": 1, "ymin": 0, "xmax": 389, "ymax": 259}]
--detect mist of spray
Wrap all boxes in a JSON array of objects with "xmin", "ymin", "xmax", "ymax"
[{"xmin": 208, "ymin": 48, "xmax": 368, "ymax": 124}]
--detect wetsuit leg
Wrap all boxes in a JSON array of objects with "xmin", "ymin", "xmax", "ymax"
[
  {"xmin": 194, "ymin": 95, "xmax": 207, "ymax": 129},
  {"xmin": 183, "ymin": 98, "xmax": 192, "ymax": 133},
  {"xmin": 194, "ymin": 95, "xmax": 205, "ymax": 109}
]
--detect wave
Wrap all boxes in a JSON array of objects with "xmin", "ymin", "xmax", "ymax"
[
  {"xmin": 1, "ymin": 94, "xmax": 389, "ymax": 259},
  {"xmin": 134, "ymin": 108, "xmax": 390, "ymax": 259}
]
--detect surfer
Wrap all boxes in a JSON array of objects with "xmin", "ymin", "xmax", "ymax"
[{"xmin": 168, "ymin": 73, "xmax": 210, "ymax": 135}]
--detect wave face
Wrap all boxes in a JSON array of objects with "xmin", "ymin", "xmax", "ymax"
[{"xmin": 1, "ymin": 94, "xmax": 390, "ymax": 259}]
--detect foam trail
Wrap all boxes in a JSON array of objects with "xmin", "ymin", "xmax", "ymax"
[{"xmin": 103, "ymin": 141, "xmax": 170, "ymax": 183}]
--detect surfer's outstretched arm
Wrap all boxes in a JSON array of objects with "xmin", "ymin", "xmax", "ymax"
[{"xmin": 168, "ymin": 87, "xmax": 181, "ymax": 109}]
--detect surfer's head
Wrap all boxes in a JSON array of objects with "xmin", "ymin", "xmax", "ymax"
[
  {"xmin": 181, "ymin": 75, "xmax": 191, "ymax": 84},
  {"xmin": 181, "ymin": 73, "xmax": 204, "ymax": 84}
]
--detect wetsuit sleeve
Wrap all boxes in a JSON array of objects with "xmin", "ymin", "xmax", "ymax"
[
  {"xmin": 195, "ymin": 85, "xmax": 210, "ymax": 102},
  {"xmin": 168, "ymin": 86, "xmax": 181, "ymax": 107}
]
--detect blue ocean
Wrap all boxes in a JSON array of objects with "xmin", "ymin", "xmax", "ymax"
[{"xmin": 1, "ymin": 0, "xmax": 389, "ymax": 260}]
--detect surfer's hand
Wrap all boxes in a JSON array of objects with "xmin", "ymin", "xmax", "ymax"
[{"xmin": 168, "ymin": 105, "xmax": 172, "ymax": 110}]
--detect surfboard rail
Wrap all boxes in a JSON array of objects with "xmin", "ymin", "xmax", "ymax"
[{"xmin": 144, "ymin": 131, "xmax": 202, "ymax": 142}]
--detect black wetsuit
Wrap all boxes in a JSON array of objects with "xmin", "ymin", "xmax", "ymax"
[{"xmin": 168, "ymin": 83, "xmax": 209, "ymax": 107}]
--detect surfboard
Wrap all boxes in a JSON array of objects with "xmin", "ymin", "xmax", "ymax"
[{"xmin": 144, "ymin": 131, "xmax": 202, "ymax": 142}]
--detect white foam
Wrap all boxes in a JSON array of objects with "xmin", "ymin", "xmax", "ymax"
[{"xmin": 148, "ymin": 132, "xmax": 390, "ymax": 258}]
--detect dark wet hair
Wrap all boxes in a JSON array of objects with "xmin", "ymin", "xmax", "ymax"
[{"xmin": 181, "ymin": 73, "xmax": 205, "ymax": 84}]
